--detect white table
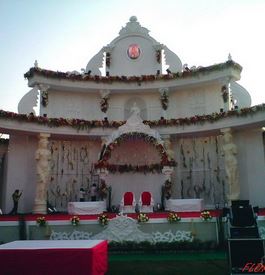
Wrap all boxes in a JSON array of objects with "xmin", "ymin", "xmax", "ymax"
[
  {"xmin": 68, "ymin": 201, "xmax": 106, "ymax": 215},
  {"xmin": 165, "ymin": 199, "xmax": 204, "ymax": 212}
]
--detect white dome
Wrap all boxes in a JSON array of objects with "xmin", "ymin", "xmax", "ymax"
[{"xmin": 230, "ymin": 81, "xmax": 251, "ymax": 108}]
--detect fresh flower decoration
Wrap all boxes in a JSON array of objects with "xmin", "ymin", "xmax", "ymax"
[
  {"xmin": 221, "ymin": 85, "xmax": 228, "ymax": 103},
  {"xmin": 167, "ymin": 212, "xmax": 181, "ymax": 223},
  {"xmin": 70, "ymin": 215, "xmax": 80, "ymax": 226},
  {"xmin": 24, "ymin": 60, "xmax": 242, "ymax": 83},
  {"xmin": 137, "ymin": 213, "xmax": 149, "ymax": 223},
  {"xmin": 160, "ymin": 91, "xmax": 169, "ymax": 110},
  {"xmin": 95, "ymin": 163, "xmax": 164, "ymax": 174},
  {"xmin": 156, "ymin": 50, "xmax": 161, "ymax": 63},
  {"xmin": 98, "ymin": 213, "xmax": 109, "ymax": 226},
  {"xmin": 200, "ymin": 210, "xmax": 212, "ymax": 221},
  {"xmin": 36, "ymin": 216, "xmax": 46, "ymax": 226},
  {"xmin": 41, "ymin": 91, "xmax": 48, "ymax": 107},
  {"xmin": 98, "ymin": 179, "xmax": 108, "ymax": 199},
  {"xmin": 1, "ymin": 104, "xmax": 265, "ymax": 130},
  {"xmin": 100, "ymin": 96, "xmax": 109, "ymax": 113},
  {"xmin": 106, "ymin": 52, "xmax": 111, "ymax": 68},
  {"xmin": 97, "ymin": 132, "xmax": 176, "ymax": 169}
]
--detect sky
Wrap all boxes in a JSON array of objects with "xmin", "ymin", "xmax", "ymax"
[{"xmin": 0, "ymin": 0, "xmax": 265, "ymax": 112}]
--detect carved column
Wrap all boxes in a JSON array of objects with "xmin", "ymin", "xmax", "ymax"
[
  {"xmin": 221, "ymin": 128, "xmax": 240, "ymax": 204},
  {"xmin": 33, "ymin": 133, "xmax": 51, "ymax": 214},
  {"xmin": 159, "ymin": 88, "xmax": 169, "ymax": 119}
]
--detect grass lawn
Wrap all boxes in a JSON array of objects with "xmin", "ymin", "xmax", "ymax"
[{"xmin": 107, "ymin": 251, "xmax": 228, "ymax": 275}]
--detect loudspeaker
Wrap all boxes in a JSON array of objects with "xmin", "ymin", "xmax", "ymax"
[
  {"xmin": 230, "ymin": 227, "xmax": 259, "ymax": 238},
  {"xmin": 231, "ymin": 205, "xmax": 255, "ymax": 227},
  {"xmin": 228, "ymin": 239, "xmax": 264, "ymax": 272}
]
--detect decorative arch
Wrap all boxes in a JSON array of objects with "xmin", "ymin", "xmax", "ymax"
[{"xmin": 95, "ymin": 132, "xmax": 176, "ymax": 172}]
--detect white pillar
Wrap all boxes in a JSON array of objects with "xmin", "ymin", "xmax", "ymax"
[
  {"xmin": 221, "ymin": 128, "xmax": 240, "ymax": 205},
  {"xmin": 33, "ymin": 133, "xmax": 51, "ymax": 214}
]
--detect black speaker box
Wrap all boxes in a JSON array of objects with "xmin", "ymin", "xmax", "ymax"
[
  {"xmin": 231, "ymin": 205, "xmax": 255, "ymax": 227},
  {"xmin": 230, "ymin": 227, "xmax": 259, "ymax": 239},
  {"xmin": 228, "ymin": 239, "xmax": 264, "ymax": 273}
]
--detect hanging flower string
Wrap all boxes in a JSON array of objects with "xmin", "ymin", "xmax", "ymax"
[
  {"xmin": 0, "ymin": 104, "xmax": 265, "ymax": 130},
  {"xmin": 160, "ymin": 91, "xmax": 169, "ymax": 110},
  {"xmin": 156, "ymin": 50, "xmax": 161, "ymax": 63},
  {"xmin": 221, "ymin": 85, "xmax": 228, "ymax": 103},
  {"xmin": 106, "ymin": 52, "xmax": 111, "ymax": 68},
  {"xmin": 100, "ymin": 95, "xmax": 109, "ymax": 113}
]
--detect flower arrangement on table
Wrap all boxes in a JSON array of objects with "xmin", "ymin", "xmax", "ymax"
[
  {"xmin": 36, "ymin": 216, "xmax": 46, "ymax": 227},
  {"xmin": 70, "ymin": 215, "xmax": 80, "ymax": 226},
  {"xmin": 200, "ymin": 210, "xmax": 212, "ymax": 221},
  {"xmin": 137, "ymin": 213, "xmax": 149, "ymax": 223},
  {"xmin": 167, "ymin": 212, "xmax": 181, "ymax": 223},
  {"xmin": 98, "ymin": 213, "xmax": 109, "ymax": 226}
]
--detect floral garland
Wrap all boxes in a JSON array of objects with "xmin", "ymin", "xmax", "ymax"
[
  {"xmin": 160, "ymin": 91, "xmax": 169, "ymax": 110},
  {"xmin": 137, "ymin": 213, "xmax": 149, "ymax": 223},
  {"xmin": 100, "ymin": 96, "xmax": 109, "ymax": 113},
  {"xmin": 70, "ymin": 215, "xmax": 80, "ymax": 226},
  {"xmin": 156, "ymin": 50, "xmax": 161, "ymax": 64},
  {"xmin": 36, "ymin": 216, "xmax": 46, "ymax": 227},
  {"xmin": 98, "ymin": 213, "xmax": 109, "ymax": 226},
  {"xmin": 167, "ymin": 212, "xmax": 181, "ymax": 223},
  {"xmin": 97, "ymin": 132, "xmax": 176, "ymax": 168},
  {"xmin": 41, "ymin": 91, "xmax": 48, "ymax": 107},
  {"xmin": 106, "ymin": 52, "xmax": 111, "ymax": 68},
  {"xmin": 200, "ymin": 210, "xmax": 212, "ymax": 221},
  {"xmin": 1, "ymin": 103, "xmax": 265, "ymax": 130},
  {"xmin": 94, "ymin": 163, "xmax": 165, "ymax": 174},
  {"xmin": 221, "ymin": 85, "xmax": 228, "ymax": 103},
  {"xmin": 24, "ymin": 61, "xmax": 242, "ymax": 83}
]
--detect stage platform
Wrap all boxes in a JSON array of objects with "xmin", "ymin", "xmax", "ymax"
[{"xmin": 1, "ymin": 210, "xmax": 265, "ymax": 245}]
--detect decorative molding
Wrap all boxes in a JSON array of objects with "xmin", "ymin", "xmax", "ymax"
[{"xmin": 49, "ymin": 215, "xmax": 194, "ymax": 243}]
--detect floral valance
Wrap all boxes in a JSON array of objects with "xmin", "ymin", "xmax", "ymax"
[
  {"xmin": 0, "ymin": 103, "xmax": 265, "ymax": 131},
  {"xmin": 24, "ymin": 61, "xmax": 242, "ymax": 84}
]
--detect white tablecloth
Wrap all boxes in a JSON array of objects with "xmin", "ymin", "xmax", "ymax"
[
  {"xmin": 165, "ymin": 199, "xmax": 204, "ymax": 212},
  {"xmin": 68, "ymin": 201, "xmax": 106, "ymax": 215}
]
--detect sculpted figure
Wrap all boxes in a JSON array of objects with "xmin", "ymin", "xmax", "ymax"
[{"xmin": 222, "ymin": 131, "xmax": 240, "ymax": 201}]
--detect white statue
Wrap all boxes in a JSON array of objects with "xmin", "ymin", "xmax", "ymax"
[{"xmin": 222, "ymin": 130, "xmax": 240, "ymax": 202}]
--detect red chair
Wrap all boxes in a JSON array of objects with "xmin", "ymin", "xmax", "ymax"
[
  {"xmin": 139, "ymin": 191, "xmax": 154, "ymax": 213},
  {"xmin": 120, "ymin": 192, "xmax": 136, "ymax": 213}
]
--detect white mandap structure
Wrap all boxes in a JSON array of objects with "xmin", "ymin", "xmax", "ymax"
[{"xmin": 0, "ymin": 16, "xmax": 265, "ymax": 215}]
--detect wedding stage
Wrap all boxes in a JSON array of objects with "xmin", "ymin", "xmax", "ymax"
[
  {"xmin": 1, "ymin": 210, "xmax": 265, "ymax": 245},
  {"xmin": 0, "ymin": 240, "xmax": 108, "ymax": 275}
]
